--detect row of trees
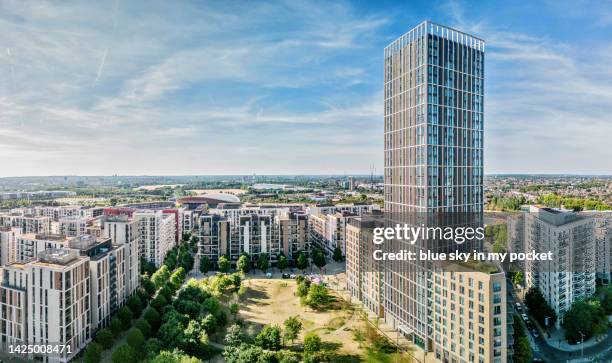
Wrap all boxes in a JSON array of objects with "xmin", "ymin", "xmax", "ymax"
[
  {"xmin": 84, "ymin": 232, "xmax": 200, "ymax": 363},
  {"xmin": 486, "ymin": 195, "xmax": 527, "ymax": 211},
  {"xmin": 512, "ymin": 315, "xmax": 533, "ymax": 363},
  {"xmin": 538, "ymin": 193, "xmax": 611, "ymax": 211},
  {"xmin": 223, "ymin": 321, "xmax": 325, "ymax": 363},
  {"xmin": 199, "ymin": 248, "xmax": 336, "ymax": 275}
]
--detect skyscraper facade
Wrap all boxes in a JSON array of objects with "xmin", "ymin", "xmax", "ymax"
[{"xmin": 383, "ymin": 21, "xmax": 507, "ymax": 362}]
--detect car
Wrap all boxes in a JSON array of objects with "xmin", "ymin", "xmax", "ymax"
[
  {"xmin": 521, "ymin": 313, "xmax": 529, "ymax": 321},
  {"xmin": 532, "ymin": 358, "xmax": 544, "ymax": 362},
  {"xmin": 289, "ymin": 274, "xmax": 296, "ymax": 279},
  {"xmin": 515, "ymin": 302, "xmax": 522, "ymax": 311},
  {"xmin": 531, "ymin": 329, "xmax": 539, "ymax": 338},
  {"xmin": 281, "ymin": 273, "xmax": 291, "ymax": 279}
]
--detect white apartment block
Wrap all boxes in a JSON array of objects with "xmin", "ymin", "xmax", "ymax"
[
  {"xmin": 51, "ymin": 217, "xmax": 89, "ymax": 237},
  {"xmin": 582, "ymin": 211, "xmax": 612, "ymax": 284},
  {"xmin": 0, "ymin": 249, "xmax": 92, "ymax": 363},
  {"xmin": 134, "ymin": 211, "xmax": 176, "ymax": 267},
  {"xmin": 0, "ymin": 213, "xmax": 51, "ymax": 235},
  {"xmin": 309, "ymin": 212, "xmax": 355, "ymax": 256},
  {"xmin": 104, "ymin": 216, "xmax": 141, "ymax": 299},
  {"xmin": 0, "ymin": 227, "xmax": 20, "ymax": 266},
  {"xmin": 524, "ymin": 206, "xmax": 596, "ymax": 325}
]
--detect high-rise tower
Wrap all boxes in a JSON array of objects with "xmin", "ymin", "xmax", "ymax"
[{"xmin": 382, "ymin": 21, "xmax": 507, "ymax": 362}]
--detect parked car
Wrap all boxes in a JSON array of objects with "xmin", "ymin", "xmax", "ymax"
[
  {"xmin": 531, "ymin": 329, "xmax": 539, "ymax": 338},
  {"xmin": 521, "ymin": 313, "xmax": 529, "ymax": 322},
  {"xmin": 289, "ymin": 274, "xmax": 296, "ymax": 279},
  {"xmin": 282, "ymin": 273, "xmax": 291, "ymax": 279},
  {"xmin": 515, "ymin": 302, "xmax": 522, "ymax": 311}
]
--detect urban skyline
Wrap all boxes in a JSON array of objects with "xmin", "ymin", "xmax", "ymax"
[{"xmin": 1, "ymin": 0, "xmax": 612, "ymax": 177}]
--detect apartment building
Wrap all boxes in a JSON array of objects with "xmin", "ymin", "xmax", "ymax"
[
  {"xmin": 431, "ymin": 262, "xmax": 508, "ymax": 363},
  {"xmin": 278, "ymin": 211, "xmax": 309, "ymax": 258},
  {"xmin": 523, "ymin": 206, "xmax": 596, "ymax": 325},
  {"xmin": 0, "ymin": 249, "xmax": 92, "ymax": 363},
  {"xmin": 345, "ymin": 215, "xmax": 383, "ymax": 316},
  {"xmin": 309, "ymin": 212, "xmax": 356, "ymax": 256},
  {"xmin": 52, "ymin": 216, "xmax": 89, "ymax": 237},
  {"xmin": 582, "ymin": 211, "xmax": 611, "ymax": 284},
  {"xmin": 0, "ymin": 213, "xmax": 50, "ymax": 234},
  {"xmin": 103, "ymin": 216, "xmax": 141, "ymax": 298},
  {"xmin": 380, "ymin": 20, "xmax": 509, "ymax": 362},
  {"xmin": 0, "ymin": 227, "xmax": 19, "ymax": 266},
  {"xmin": 133, "ymin": 210, "xmax": 176, "ymax": 267}
]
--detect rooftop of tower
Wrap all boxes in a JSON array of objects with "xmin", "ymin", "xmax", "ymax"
[{"xmin": 385, "ymin": 20, "xmax": 485, "ymax": 58}]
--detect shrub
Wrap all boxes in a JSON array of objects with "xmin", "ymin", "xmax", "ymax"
[
  {"xmin": 112, "ymin": 344, "xmax": 136, "ymax": 363},
  {"xmin": 84, "ymin": 342, "xmax": 102, "ymax": 363},
  {"xmin": 303, "ymin": 332, "xmax": 321, "ymax": 354},
  {"xmin": 95, "ymin": 328, "xmax": 114, "ymax": 350}
]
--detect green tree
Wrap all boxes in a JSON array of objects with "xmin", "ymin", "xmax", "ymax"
[
  {"xmin": 151, "ymin": 294, "xmax": 168, "ymax": 312},
  {"xmin": 224, "ymin": 324, "xmax": 244, "ymax": 347},
  {"xmin": 135, "ymin": 318, "xmax": 152, "ymax": 338},
  {"xmin": 95, "ymin": 328, "xmax": 114, "ymax": 349},
  {"xmin": 277, "ymin": 254, "xmax": 288, "ymax": 272},
  {"xmin": 183, "ymin": 319, "xmax": 209, "ymax": 356},
  {"xmin": 109, "ymin": 317, "xmax": 123, "ymax": 336},
  {"xmin": 511, "ymin": 271, "xmax": 524, "ymax": 286},
  {"xmin": 143, "ymin": 307, "xmax": 162, "ymax": 331},
  {"xmin": 303, "ymin": 332, "xmax": 322, "ymax": 354},
  {"xmin": 601, "ymin": 285, "xmax": 612, "ymax": 314},
  {"xmin": 255, "ymin": 325, "xmax": 282, "ymax": 351},
  {"xmin": 218, "ymin": 255, "xmax": 231, "ymax": 273},
  {"xmin": 140, "ymin": 275, "xmax": 156, "ymax": 297},
  {"xmin": 513, "ymin": 336, "xmax": 532, "ymax": 363},
  {"xmin": 312, "ymin": 249, "xmax": 326, "ymax": 271},
  {"xmin": 283, "ymin": 316, "xmax": 302, "ymax": 345},
  {"xmin": 84, "ymin": 342, "xmax": 103, "ymax": 363},
  {"xmin": 126, "ymin": 328, "xmax": 146, "ymax": 353},
  {"xmin": 562, "ymin": 300, "xmax": 608, "ymax": 343},
  {"xmin": 230, "ymin": 273, "xmax": 242, "ymax": 291},
  {"xmin": 118, "ymin": 306, "xmax": 134, "ymax": 330},
  {"xmin": 258, "ymin": 253, "xmax": 270, "ymax": 273},
  {"xmin": 145, "ymin": 338, "xmax": 163, "ymax": 356},
  {"xmin": 305, "ymin": 283, "xmax": 329, "ymax": 309},
  {"xmin": 524, "ymin": 287, "xmax": 556, "ymax": 327},
  {"xmin": 296, "ymin": 252, "xmax": 308, "ymax": 271},
  {"xmin": 237, "ymin": 254, "xmax": 250, "ymax": 273},
  {"xmin": 296, "ymin": 280, "xmax": 311, "ymax": 298},
  {"xmin": 230, "ymin": 303, "xmax": 239, "ymax": 318},
  {"xmin": 151, "ymin": 265, "xmax": 170, "ymax": 289},
  {"xmin": 127, "ymin": 295, "xmax": 143, "ymax": 317},
  {"xmin": 111, "ymin": 344, "xmax": 137, "ymax": 363},
  {"xmin": 170, "ymin": 267, "xmax": 187, "ymax": 288},
  {"xmin": 199, "ymin": 255, "xmax": 210, "ymax": 274},
  {"xmin": 332, "ymin": 246, "xmax": 343, "ymax": 262}
]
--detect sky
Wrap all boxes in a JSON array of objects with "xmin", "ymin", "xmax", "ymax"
[{"xmin": 1, "ymin": 0, "xmax": 611, "ymax": 177}]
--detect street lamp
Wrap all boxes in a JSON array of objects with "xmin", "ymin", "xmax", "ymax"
[{"xmin": 579, "ymin": 331, "xmax": 585, "ymax": 359}]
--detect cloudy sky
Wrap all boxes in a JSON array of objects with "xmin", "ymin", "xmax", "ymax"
[{"xmin": 1, "ymin": 0, "xmax": 611, "ymax": 176}]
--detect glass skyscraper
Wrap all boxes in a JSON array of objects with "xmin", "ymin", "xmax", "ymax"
[{"xmin": 383, "ymin": 22, "xmax": 508, "ymax": 362}]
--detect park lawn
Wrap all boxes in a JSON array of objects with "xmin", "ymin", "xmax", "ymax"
[{"xmin": 238, "ymin": 278, "xmax": 370, "ymax": 357}]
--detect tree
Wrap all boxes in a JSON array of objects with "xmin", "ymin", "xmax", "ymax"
[
  {"xmin": 303, "ymin": 332, "xmax": 322, "ymax": 354},
  {"xmin": 158, "ymin": 318, "xmax": 186, "ymax": 348},
  {"xmin": 183, "ymin": 319, "xmax": 209, "ymax": 356},
  {"xmin": 562, "ymin": 300, "xmax": 608, "ymax": 343},
  {"xmin": 258, "ymin": 253, "xmax": 270, "ymax": 273},
  {"xmin": 118, "ymin": 306, "xmax": 134, "ymax": 330},
  {"xmin": 151, "ymin": 294, "xmax": 168, "ymax": 312},
  {"xmin": 511, "ymin": 271, "xmax": 524, "ymax": 286},
  {"xmin": 111, "ymin": 344, "xmax": 136, "ymax": 363},
  {"xmin": 126, "ymin": 328, "xmax": 146, "ymax": 353},
  {"xmin": 151, "ymin": 265, "xmax": 170, "ymax": 289},
  {"xmin": 141, "ymin": 275, "xmax": 156, "ymax": 297},
  {"xmin": 513, "ymin": 336, "xmax": 532, "ymax": 363},
  {"xmin": 144, "ymin": 307, "xmax": 162, "ymax": 331},
  {"xmin": 296, "ymin": 280, "xmax": 311, "ymax": 298},
  {"xmin": 312, "ymin": 249, "xmax": 326, "ymax": 271},
  {"xmin": 145, "ymin": 338, "xmax": 163, "ymax": 356},
  {"xmin": 283, "ymin": 316, "xmax": 302, "ymax": 345},
  {"xmin": 296, "ymin": 252, "xmax": 308, "ymax": 271},
  {"xmin": 601, "ymin": 285, "xmax": 612, "ymax": 314},
  {"xmin": 84, "ymin": 342, "xmax": 103, "ymax": 363},
  {"xmin": 229, "ymin": 273, "xmax": 241, "ymax": 291},
  {"xmin": 237, "ymin": 254, "xmax": 250, "ymax": 274},
  {"xmin": 524, "ymin": 288, "xmax": 556, "ymax": 327},
  {"xmin": 109, "ymin": 317, "xmax": 123, "ymax": 336},
  {"xmin": 230, "ymin": 303, "xmax": 239, "ymax": 318},
  {"xmin": 135, "ymin": 318, "xmax": 152, "ymax": 338},
  {"xmin": 277, "ymin": 254, "xmax": 288, "ymax": 272},
  {"xmin": 95, "ymin": 328, "xmax": 114, "ymax": 349},
  {"xmin": 127, "ymin": 295, "xmax": 143, "ymax": 317},
  {"xmin": 218, "ymin": 255, "xmax": 231, "ymax": 273},
  {"xmin": 305, "ymin": 283, "xmax": 329, "ymax": 309},
  {"xmin": 255, "ymin": 325, "xmax": 282, "ymax": 351},
  {"xmin": 199, "ymin": 255, "xmax": 210, "ymax": 274},
  {"xmin": 170, "ymin": 267, "xmax": 187, "ymax": 288},
  {"xmin": 332, "ymin": 246, "xmax": 343, "ymax": 262},
  {"xmin": 224, "ymin": 324, "xmax": 244, "ymax": 347}
]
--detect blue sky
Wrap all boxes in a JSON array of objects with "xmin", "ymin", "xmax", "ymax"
[{"xmin": 1, "ymin": 0, "xmax": 611, "ymax": 176}]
